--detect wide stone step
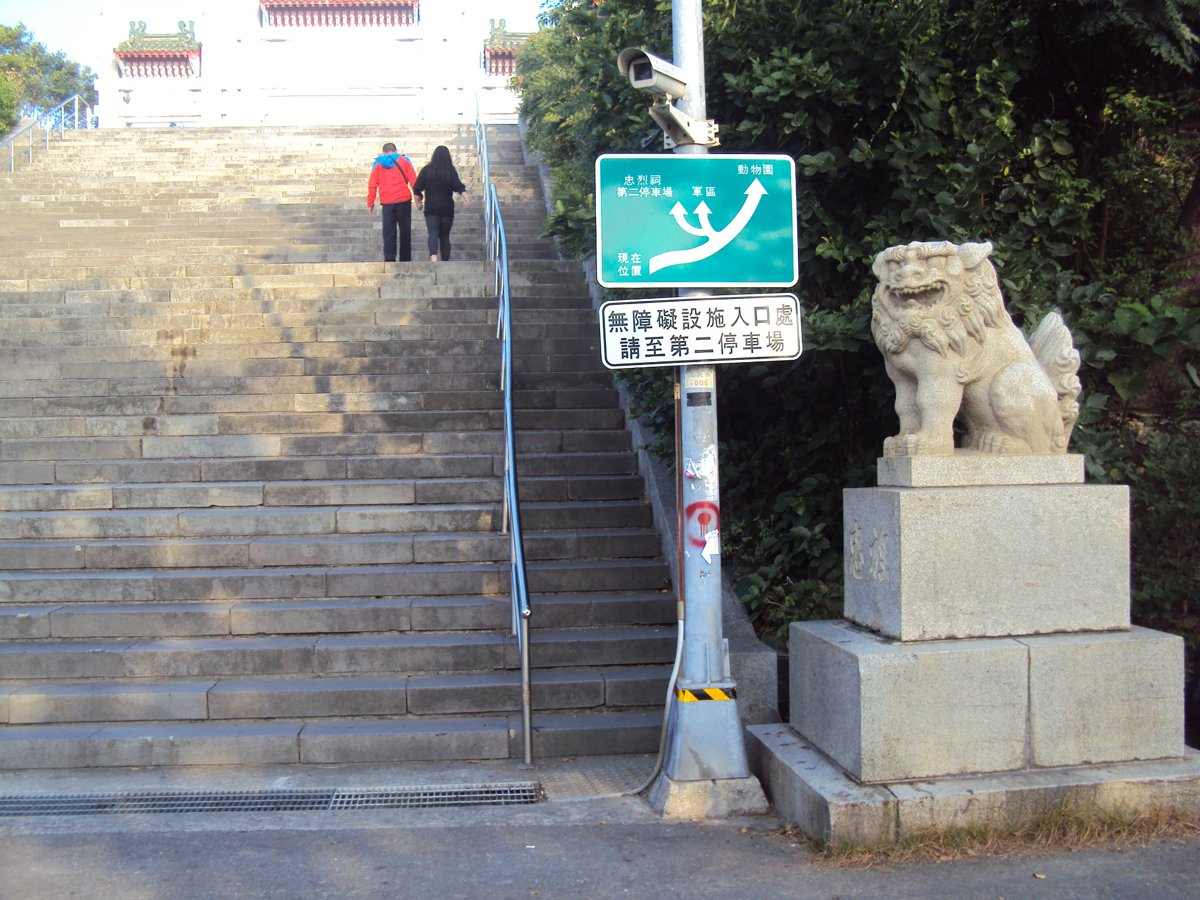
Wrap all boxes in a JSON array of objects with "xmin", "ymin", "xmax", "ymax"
[
  {"xmin": 0, "ymin": 343, "xmax": 595, "ymax": 374},
  {"xmin": 0, "ymin": 289, "xmax": 498, "ymax": 309},
  {"xmin": 0, "ymin": 557, "xmax": 670, "ymax": 603},
  {"xmin": 0, "ymin": 260, "xmax": 491, "ymax": 280},
  {"xmin": 0, "ymin": 259, "xmax": 490, "ymax": 278},
  {"xmin": 0, "ymin": 498, "xmax": 651, "ymax": 542},
  {"xmin": 0, "ymin": 239, "xmax": 495, "ymax": 254},
  {"xmin": 0, "ymin": 381, "xmax": 609, "ymax": 415},
  {"xmin": 0, "ymin": 626, "xmax": 674, "ymax": 680},
  {"xmin": 0, "ymin": 277, "xmax": 496, "ymax": 300},
  {"xmin": 0, "ymin": 450, "xmax": 636, "ymax": 490},
  {"xmin": 0, "ymin": 472, "xmax": 643, "ymax": 512},
  {"xmin": 0, "ymin": 591, "xmax": 674, "ymax": 640},
  {"xmin": 0, "ymin": 319, "xmax": 526, "ymax": 344},
  {"xmin": 0, "ymin": 310, "xmax": 591, "ymax": 339},
  {"xmin": 0, "ymin": 408, "xmax": 621, "ymax": 440},
  {"xmin": 0, "ymin": 391, "xmax": 491, "ymax": 417},
  {"xmin": 0, "ymin": 388, "xmax": 616, "ymax": 419},
  {"xmin": 0, "ymin": 708, "xmax": 662, "ymax": 768},
  {"xmin": 0, "ymin": 453, "xmax": 498, "ymax": 486},
  {"xmin": 0, "ymin": 425, "xmax": 630, "ymax": 463},
  {"xmin": 0, "ymin": 428, "xmax": 632, "ymax": 462},
  {"xmin": 0, "ymin": 296, "xmax": 512, "ymax": 319},
  {"xmin": 0, "ymin": 527, "xmax": 660, "ymax": 572},
  {"xmin": 0, "ymin": 409, "xmax": 500, "ymax": 438},
  {"xmin": 0, "ymin": 234, "xmax": 489, "ymax": 254},
  {"xmin": 0, "ymin": 357, "xmax": 438, "ymax": 382},
  {"xmin": 1, "ymin": 665, "xmax": 671, "ymax": 725},
  {"xmin": 0, "ymin": 632, "xmax": 510, "ymax": 679},
  {"xmin": 0, "ymin": 325, "xmax": 511, "ymax": 351}
]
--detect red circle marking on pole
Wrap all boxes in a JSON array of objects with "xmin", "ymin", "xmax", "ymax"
[{"xmin": 684, "ymin": 500, "xmax": 720, "ymax": 548}]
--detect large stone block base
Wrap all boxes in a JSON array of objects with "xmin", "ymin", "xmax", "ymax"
[
  {"xmin": 792, "ymin": 621, "xmax": 1184, "ymax": 784},
  {"xmin": 748, "ymin": 723, "xmax": 1200, "ymax": 846}
]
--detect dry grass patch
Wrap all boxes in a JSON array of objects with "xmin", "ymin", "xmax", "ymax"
[{"xmin": 807, "ymin": 802, "xmax": 1200, "ymax": 868}]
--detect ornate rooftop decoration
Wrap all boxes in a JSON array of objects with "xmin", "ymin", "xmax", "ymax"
[
  {"xmin": 485, "ymin": 18, "xmax": 533, "ymax": 52},
  {"xmin": 484, "ymin": 18, "xmax": 532, "ymax": 77},
  {"xmin": 259, "ymin": 0, "xmax": 419, "ymax": 27},
  {"xmin": 116, "ymin": 20, "xmax": 200, "ymax": 54},
  {"xmin": 114, "ymin": 21, "xmax": 201, "ymax": 78}
]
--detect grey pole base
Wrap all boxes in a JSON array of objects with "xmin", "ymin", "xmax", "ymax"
[
  {"xmin": 647, "ymin": 695, "xmax": 769, "ymax": 819},
  {"xmin": 647, "ymin": 771, "xmax": 769, "ymax": 819}
]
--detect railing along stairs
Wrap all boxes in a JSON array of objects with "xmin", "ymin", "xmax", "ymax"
[
  {"xmin": 475, "ymin": 113, "xmax": 535, "ymax": 765},
  {"xmin": 2, "ymin": 94, "xmax": 96, "ymax": 173}
]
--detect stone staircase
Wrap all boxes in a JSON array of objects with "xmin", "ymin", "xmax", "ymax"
[{"xmin": 0, "ymin": 124, "xmax": 674, "ymax": 768}]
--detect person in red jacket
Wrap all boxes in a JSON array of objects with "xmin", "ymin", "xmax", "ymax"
[{"xmin": 366, "ymin": 142, "xmax": 418, "ymax": 262}]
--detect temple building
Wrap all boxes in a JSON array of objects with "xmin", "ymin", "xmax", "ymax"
[
  {"xmin": 113, "ymin": 21, "xmax": 202, "ymax": 80},
  {"xmin": 483, "ymin": 19, "xmax": 527, "ymax": 78},
  {"xmin": 97, "ymin": 1, "xmax": 533, "ymax": 127}
]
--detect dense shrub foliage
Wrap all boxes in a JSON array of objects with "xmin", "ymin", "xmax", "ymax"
[
  {"xmin": 518, "ymin": 1, "xmax": 1200, "ymax": 682},
  {"xmin": 0, "ymin": 72, "xmax": 17, "ymax": 134}
]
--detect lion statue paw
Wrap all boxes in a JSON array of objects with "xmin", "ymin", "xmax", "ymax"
[{"xmin": 883, "ymin": 434, "xmax": 954, "ymax": 457}]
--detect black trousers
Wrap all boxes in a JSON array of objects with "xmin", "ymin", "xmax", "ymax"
[
  {"xmin": 381, "ymin": 201, "xmax": 412, "ymax": 262},
  {"xmin": 424, "ymin": 213, "xmax": 455, "ymax": 260}
]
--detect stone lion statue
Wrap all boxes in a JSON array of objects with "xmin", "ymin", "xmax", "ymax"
[{"xmin": 870, "ymin": 240, "xmax": 1081, "ymax": 456}]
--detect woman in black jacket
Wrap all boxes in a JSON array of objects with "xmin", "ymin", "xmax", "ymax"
[{"xmin": 413, "ymin": 145, "xmax": 471, "ymax": 262}]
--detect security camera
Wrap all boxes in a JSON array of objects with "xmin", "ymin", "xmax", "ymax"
[
  {"xmin": 615, "ymin": 47, "xmax": 719, "ymax": 148},
  {"xmin": 617, "ymin": 48, "xmax": 688, "ymax": 101}
]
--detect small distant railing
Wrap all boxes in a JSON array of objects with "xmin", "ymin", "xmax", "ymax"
[
  {"xmin": 3, "ymin": 94, "xmax": 96, "ymax": 173},
  {"xmin": 475, "ymin": 111, "xmax": 534, "ymax": 766}
]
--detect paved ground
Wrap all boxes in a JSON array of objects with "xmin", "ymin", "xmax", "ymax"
[{"xmin": 0, "ymin": 755, "xmax": 1197, "ymax": 899}]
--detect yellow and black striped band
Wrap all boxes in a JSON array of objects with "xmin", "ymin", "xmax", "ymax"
[{"xmin": 676, "ymin": 687, "xmax": 737, "ymax": 702}]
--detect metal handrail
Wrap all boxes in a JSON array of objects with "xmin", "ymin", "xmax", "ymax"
[
  {"xmin": 475, "ymin": 112, "xmax": 534, "ymax": 766},
  {"xmin": 3, "ymin": 94, "xmax": 96, "ymax": 173}
]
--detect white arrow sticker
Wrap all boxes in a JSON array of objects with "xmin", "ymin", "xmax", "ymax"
[{"xmin": 649, "ymin": 179, "xmax": 767, "ymax": 274}]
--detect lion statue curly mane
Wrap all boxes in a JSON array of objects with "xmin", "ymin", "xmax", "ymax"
[{"xmin": 870, "ymin": 240, "xmax": 1081, "ymax": 456}]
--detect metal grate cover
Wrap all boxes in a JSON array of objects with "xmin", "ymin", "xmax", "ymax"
[{"xmin": 0, "ymin": 782, "xmax": 544, "ymax": 817}]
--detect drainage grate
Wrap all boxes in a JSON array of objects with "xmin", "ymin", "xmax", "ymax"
[{"xmin": 0, "ymin": 782, "xmax": 544, "ymax": 817}]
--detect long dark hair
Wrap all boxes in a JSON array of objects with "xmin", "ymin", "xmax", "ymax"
[{"xmin": 424, "ymin": 145, "xmax": 459, "ymax": 183}]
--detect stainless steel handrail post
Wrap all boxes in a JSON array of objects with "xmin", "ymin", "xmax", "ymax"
[{"xmin": 475, "ymin": 108, "xmax": 534, "ymax": 766}]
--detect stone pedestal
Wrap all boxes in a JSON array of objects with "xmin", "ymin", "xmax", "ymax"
[
  {"xmin": 790, "ymin": 621, "xmax": 1182, "ymax": 784},
  {"xmin": 844, "ymin": 454, "xmax": 1129, "ymax": 640},
  {"xmin": 750, "ymin": 454, "xmax": 1200, "ymax": 843}
]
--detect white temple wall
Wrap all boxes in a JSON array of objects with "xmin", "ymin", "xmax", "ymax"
[{"xmin": 96, "ymin": 4, "xmax": 519, "ymax": 128}]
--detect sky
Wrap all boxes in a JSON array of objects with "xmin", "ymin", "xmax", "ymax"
[{"xmin": 0, "ymin": 0, "xmax": 547, "ymax": 76}]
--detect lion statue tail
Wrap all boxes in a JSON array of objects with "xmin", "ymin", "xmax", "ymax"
[{"xmin": 1030, "ymin": 310, "xmax": 1082, "ymax": 451}]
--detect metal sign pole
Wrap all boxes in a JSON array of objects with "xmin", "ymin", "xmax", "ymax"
[{"xmin": 648, "ymin": 0, "xmax": 768, "ymax": 818}]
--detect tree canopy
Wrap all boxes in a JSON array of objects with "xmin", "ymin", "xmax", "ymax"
[
  {"xmin": 517, "ymin": 0, "xmax": 1200, "ymax": 677},
  {"xmin": 0, "ymin": 23, "xmax": 96, "ymax": 133}
]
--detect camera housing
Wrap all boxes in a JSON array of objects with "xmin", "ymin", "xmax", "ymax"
[
  {"xmin": 616, "ymin": 47, "xmax": 719, "ymax": 148},
  {"xmin": 617, "ymin": 48, "xmax": 688, "ymax": 101}
]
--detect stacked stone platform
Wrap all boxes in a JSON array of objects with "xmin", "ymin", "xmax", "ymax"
[
  {"xmin": 750, "ymin": 454, "xmax": 1200, "ymax": 844},
  {"xmin": 0, "ymin": 125, "xmax": 674, "ymax": 768}
]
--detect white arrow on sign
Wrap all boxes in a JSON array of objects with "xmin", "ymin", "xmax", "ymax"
[{"xmin": 649, "ymin": 179, "xmax": 767, "ymax": 274}]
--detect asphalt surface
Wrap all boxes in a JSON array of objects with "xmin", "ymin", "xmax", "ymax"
[{"xmin": 0, "ymin": 756, "xmax": 1197, "ymax": 899}]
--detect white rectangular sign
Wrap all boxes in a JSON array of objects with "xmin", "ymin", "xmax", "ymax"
[{"xmin": 598, "ymin": 293, "xmax": 802, "ymax": 369}]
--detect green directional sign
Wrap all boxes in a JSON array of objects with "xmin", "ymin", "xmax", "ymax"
[{"xmin": 595, "ymin": 153, "xmax": 797, "ymax": 288}]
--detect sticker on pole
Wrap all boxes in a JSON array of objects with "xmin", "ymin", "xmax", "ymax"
[
  {"xmin": 595, "ymin": 153, "xmax": 798, "ymax": 288},
  {"xmin": 598, "ymin": 293, "xmax": 802, "ymax": 369}
]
